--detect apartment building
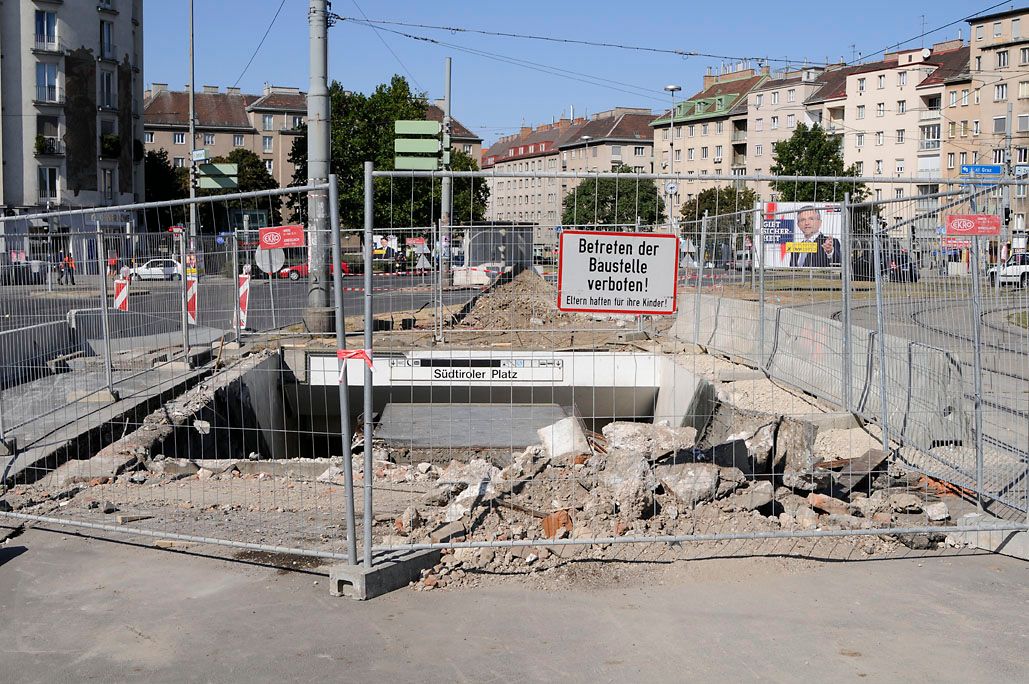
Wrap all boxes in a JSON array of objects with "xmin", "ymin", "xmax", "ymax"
[
  {"xmin": 426, "ymin": 103, "xmax": 483, "ymax": 163},
  {"xmin": 558, "ymin": 107, "xmax": 655, "ymax": 203},
  {"xmin": 963, "ymin": 7, "xmax": 1028, "ymax": 236},
  {"xmin": 0, "ymin": 0, "xmax": 145, "ymax": 242},
  {"xmin": 650, "ymin": 64, "xmax": 767, "ymax": 221},
  {"xmin": 482, "ymin": 116, "xmax": 586, "ymax": 240},
  {"xmin": 144, "ymin": 83, "xmax": 306, "ymax": 189}
]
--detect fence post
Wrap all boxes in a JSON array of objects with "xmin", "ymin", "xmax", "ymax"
[
  {"xmin": 969, "ymin": 235, "xmax": 986, "ymax": 509},
  {"xmin": 362, "ymin": 161, "xmax": 375, "ymax": 569},
  {"xmin": 693, "ymin": 211, "xmax": 708, "ymax": 345},
  {"xmin": 871, "ymin": 226, "xmax": 890, "ymax": 454},
  {"xmin": 178, "ymin": 228, "xmax": 190, "ymax": 359},
  {"xmin": 231, "ymin": 235, "xmax": 241, "ymax": 345},
  {"xmin": 95, "ymin": 222, "xmax": 116, "ymax": 398},
  {"xmin": 757, "ymin": 201, "xmax": 766, "ymax": 367},
  {"xmin": 840, "ymin": 193, "xmax": 853, "ymax": 412},
  {"xmin": 329, "ymin": 174, "xmax": 358, "ymax": 566}
]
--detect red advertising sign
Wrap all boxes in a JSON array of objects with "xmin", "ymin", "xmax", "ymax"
[
  {"xmin": 945, "ymin": 214, "xmax": 1001, "ymax": 237},
  {"xmin": 258, "ymin": 224, "xmax": 306, "ymax": 249}
]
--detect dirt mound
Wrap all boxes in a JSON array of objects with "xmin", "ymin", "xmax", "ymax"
[{"xmin": 461, "ymin": 270, "xmax": 584, "ymax": 329}]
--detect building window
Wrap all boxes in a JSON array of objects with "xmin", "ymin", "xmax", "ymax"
[
  {"xmin": 784, "ymin": 88, "xmax": 795, "ymax": 103},
  {"xmin": 755, "ymin": 94, "xmax": 763, "ymax": 107},
  {"xmin": 786, "ymin": 114, "xmax": 795, "ymax": 128},
  {"xmin": 993, "ymin": 21, "xmax": 1001, "ymax": 37},
  {"xmin": 895, "ymin": 159, "xmax": 904, "ymax": 175},
  {"xmin": 877, "ymin": 75, "xmax": 886, "ymax": 89},
  {"xmin": 755, "ymin": 144, "xmax": 763, "ymax": 156},
  {"xmin": 896, "ymin": 100, "xmax": 906, "ymax": 114},
  {"xmin": 687, "ymin": 148, "xmax": 695, "ymax": 161},
  {"xmin": 876, "ymin": 131, "xmax": 884, "ymax": 145},
  {"xmin": 1020, "ymin": 81, "xmax": 1029, "ymax": 99},
  {"xmin": 662, "ymin": 129, "xmax": 668, "ymax": 141},
  {"xmin": 897, "ymin": 71, "xmax": 907, "ymax": 86},
  {"xmin": 634, "ymin": 146, "xmax": 645, "ymax": 156},
  {"xmin": 101, "ymin": 168, "xmax": 114, "ymax": 200},
  {"xmin": 959, "ymin": 152, "xmax": 968, "ymax": 165},
  {"xmin": 1014, "ymin": 18, "xmax": 1022, "ymax": 38},
  {"xmin": 100, "ymin": 21, "xmax": 114, "ymax": 59},
  {"xmin": 173, "ymin": 132, "xmax": 185, "ymax": 144},
  {"xmin": 961, "ymin": 89, "xmax": 969, "ymax": 105},
  {"xmin": 203, "ymin": 133, "xmax": 215, "ymax": 145},
  {"xmin": 770, "ymin": 116, "xmax": 779, "ymax": 129},
  {"xmin": 976, "ymin": 24, "xmax": 984, "ymax": 40},
  {"xmin": 974, "ymin": 88, "xmax": 981, "ymax": 104},
  {"xmin": 1017, "ymin": 147, "xmax": 1027, "ymax": 163},
  {"xmin": 674, "ymin": 150, "xmax": 681, "ymax": 162},
  {"xmin": 960, "ymin": 120, "xmax": 968, "ymax": 136},
  {"xmin": 854, "ymin": 161, "xmax": 864, "ymax": 175},
  {"xmin": 1022, "ymin": 47, "xmax": 1029, "ymax": 64},
  {"xmin": 993, "ymin": 149, "xmax": 1004, "ymax": 164},
  {"xmin": 233, "ymin": 134, "xmax": 244, "ymax": 147},
  {"xmin": 998, "ymin": 51, "xmax": 1009, "ymax": 68},
  {"xmin": 995, "ymin": 84, "xmax": 1007, "ymax": 101},
  {"xmin": 264, "ymin": 160, "xmax": 273, "ymax": 173},
  {"xmin": 37, "ymin": 166, "xmax": 59, "ymax": 201},
  {"xmin": 855, "ymin": 133, "xmax": 864, "ymax": 147},
  {"xmin": 262, "ymin": 114, "xmax": 274, "ymax": 131},
  {"xmin": 994, "ymin": 117, "xmax": 1007, "ymax": 134},
  {"xmin": 948, "ymin": 122, "xmax": 956, "ymax": 138},
  {"xmin": 173, "ymin": 157, "xmax": 184, "ymax": 167},
  {"xmin": 35, "ymin": 62, "xmax": 58, "ymax": 102},
  {"xmin": 875, "ymin": 189, "xmax": 882, "ymax": 201},
  {"xmin": 714, "ymin": 145, "xmax": 723, "ymax": 158},
  {"xmin": 946, "ymin": 152, "xmax": 955, "ymax": 169},
  {"xmin": 875, "ymin": 160, "xmax": 883, "ymax": 174},
  {"xmin": 292, "ymin": 115, "xmax": 304, "ymax": 129},
  {"xmin": 856, "ymin": 105, "xmax": 865, "ymax": 119},
  {"xmin": 896, "ymin": 129, "xmax": 905, "ymax": 143},
  {"xmin": 702, "ymin": 124, "xmax": 708, "ymax": 135},
  {"xmin": 771, "ymin": 91, "xmax": 779, "ymax": 104},
  {"xmin": 716, "ymin": 121, "xmax": 724, "ymax": 134},
  {"xmin": 35, "ymin": 10, "xmax": 57, "ymax": 49},
  {"xmin": 701, "ymin": 147, "xmax": 709, "ymax": 159},
  {"xmin": 949, "ymin": 91, "xmax": 958, "ymax": 107},
  {"xmin": 857, "ymin": 78, "xmax": 865, "ymax": 92},
  {"xmin": 755, "ymin": 118, "xmax": 764, "ymax": 132},
  {"xmin": 973, "ymin": 120, "xmax": 981, "ymax": 135},
  {"xmin": 144, "ymin": 131, "xmax": 154, "ymax": 144},
  {"xmin": 876, "ymin": 102, "xmax": 885, "ymax": 117},
  {"xmin": 1019, "ymin": 114, "xmax": 1029, "ymax": 132},
  {"xmin": 99, "ymin": 70, "xmax": 115, "ymax": 108},
  {"xmin": 262, "ymin": 136, "xmax": 273, "ymax": 152}
]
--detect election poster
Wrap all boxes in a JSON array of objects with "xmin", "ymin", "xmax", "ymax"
[{"xmin": 758, "ymin": 202, "xmax": 843, "ymax": 269}]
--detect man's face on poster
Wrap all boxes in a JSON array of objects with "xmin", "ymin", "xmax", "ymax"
[{"xmin": 797, "ymin": 209, "xmax": 822, "ymax": 240}]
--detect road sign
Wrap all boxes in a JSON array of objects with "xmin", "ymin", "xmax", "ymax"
[
  {"xmin": 395, "ymin": 120, "xmax": 442, "ymax": 136},
  {"xmin": 259, "ymin": 224, "xmax": 305, "ymax": 249},
  {"xmin": 394, "ymin": 157, "xmax": 440, "ymax": 171},
  {"xmin": 191, "ymin": 149, "xmax": 208, "ymax": 162},
  {"xmin": 395, "ymin": 120, "xmax": 446, "ymax": 171},
  {"xmin": 198, "ymin": 163, "xmax": 238, "ymax": 189},
  {"xmin": 254, "ymin": 247, "xmax": 285, "ymax": 275},
  {"xmin": 394, "ymin": 139, "xmax": 442, "ymax": 154},
  {"xmin": 946, "ymin": 214, "xmax": 1002, "ymax": 237},
  {"xmin": 557, "ymin": 230, "xmax": 679, "ymax": 315},
  {"xmin": 959, "ymin": 164, "xmax": 1003, "ymax": 176}
]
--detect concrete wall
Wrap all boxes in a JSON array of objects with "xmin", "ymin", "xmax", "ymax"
[{"xmin": 0, "ymin": 321, "xmax": 75, "ymax": 387}]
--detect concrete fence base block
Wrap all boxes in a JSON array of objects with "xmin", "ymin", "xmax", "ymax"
[
  {"xmin": 790, "ymin": 412, "xmax": 860, "ymax": 430},
  {"xmin": 67, "ymin": 389, "xmax": 119, "ymax": 403},
  {"xmin": 948, "ymin": 513, "xmax": 1029, "ymax": 561},
  {"xmin": 329, "ymin": 549, "xmax": 441, "ymax": 600}
]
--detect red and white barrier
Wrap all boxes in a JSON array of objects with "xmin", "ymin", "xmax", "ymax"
[
  {"xmin": 113, "ymin": 278, "xmax": 129, "ymax": 312},
  {"xmin": 186, "ymin": 276, "xmax": 198, "ymax": 325},
  {"xmin": 235, "ymin": 274, "xmax": 251, "ymax": 329},
  {"xmin": 336, "ymin": 348, "xmax": 373, "ymax": 384}
]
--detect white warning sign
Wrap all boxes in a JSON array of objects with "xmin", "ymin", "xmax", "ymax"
[{"xmin": 557, "ymin": 230, "xmax": 679, "ymax": 315}]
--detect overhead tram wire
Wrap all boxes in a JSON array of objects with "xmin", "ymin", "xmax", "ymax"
[
  {"xmin": 231, "ymin": 0, "xmax": 287, "ymax": 89},
  {"xmin": 349, "ymin": 0, "xmax": 422, "ymax": 91}
]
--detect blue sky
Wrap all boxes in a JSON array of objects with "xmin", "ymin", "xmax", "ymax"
[{"xmin": 144, "ymin": 1, "xmax": 1024, "ymax": 146}]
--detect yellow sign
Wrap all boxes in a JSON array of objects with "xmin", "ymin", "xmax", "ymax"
[{"xmin": 786, "ymin": 241, "xmax": 817, "ymax": 253}]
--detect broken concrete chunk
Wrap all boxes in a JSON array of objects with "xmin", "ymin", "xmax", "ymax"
[
  {"xmin": 316, "ymin": 465, "xmax": 345, "ymax": 484},
  {"xmin": 541, "ymin": 510, "xmax": 574, "ymax": 539},
  {"xmin": 806, "ymin": 492, "xmax": 850, "ymax": 516},
  {"xmin": 716, "ymin": 466, "xmax": 746, "ymax": 498},
  {"xmin": 598, "ymin": 451, "xmax": 659, "ymax": 519},
  {"xmin": 655, "ymin": 462, "xmax": 720, "ymax": 507},
  {"xmin": 829, "ymin": 449, "xmax": 888, "ymax": 496},
  {"xmin": 395, "ymin": 506, "xmax": 423, "ymax": 534},
  {"xmin": 146, "ymin": 458, "xmax": 199, "ymax": 479},
  {"xmin": 196, "ymin": 468, "xmax": 215, "ymax": 481},
  {"xmin": 44, "ymin": 452, "xmax": 140, "ymax": 489},
  {"xmin": 601, "ymin": 422, "xmax": 697, "ymax": 462},
  {"xmin": 537, "ymin": 417, "xmax": 591, "ymax": 462},
  {"xmin": 795, "ymin": 506, "xmax": 819, "ymax": 529},
  {"xmin": 101, "ymin": 501, "xmax": 118, "ymax": 514},
  {"xmin": 429, "ymin": 520, "xmax": 467, "ymax": 544},
  {"xmin": 701, "ymin": 406, "xmax": 779, "ymax": 472},
  {"xmin": 889, "ymin": 492, "xmax": 923, "ymax": 514},
  {"xmin": 924, "ymin": 501, "xmax": 950, "ymax": 522},
  {"xmin": 726, "ymin": 480, "xmax": 774, "ymax": 512},
  {"xmin": 772, "ymin": 417, "xmax": 818, "ymax": 475}
]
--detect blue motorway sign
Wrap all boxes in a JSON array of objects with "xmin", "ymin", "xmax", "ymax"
[{"xmin": 959, "ymin": 164, "xmax": 1003, "ymax": 176}]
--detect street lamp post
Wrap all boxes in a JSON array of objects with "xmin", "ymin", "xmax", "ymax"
[
  {"xmin": 581, "ymin": 135, "xmax": 595, "ymax": 224},
  {"xmin": 664, "ymin": 84, "xmax": 681, "ymax": 230}
]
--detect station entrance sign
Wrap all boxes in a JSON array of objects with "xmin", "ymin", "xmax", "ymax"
[{"xmin": 557, "ymin": 230, "xmax": 679, "ymax": 315}]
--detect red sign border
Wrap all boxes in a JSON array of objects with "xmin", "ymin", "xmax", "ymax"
[
  {"xmin": 945, "ymin": 214, "xmax": 1001, "ymax": 237},
  {"xmin": 556, "ymin": 229, "xmax": 680, "ymax": 316},
  {"xmin": 258, "ymin": 224, "xmax": 306, "ymax": 249}
]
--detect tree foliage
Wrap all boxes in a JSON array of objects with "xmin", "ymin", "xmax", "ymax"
[
  {"xmin": 560, "ymin": 165, "xmax": 664, "ymax": 227},
  {"xmin": 678, "ymin": 185, "xmax": 759, "ymax": 244},
  {"xmin": 142, "ymin": 149, "xmax": 187, "ymax": 230},
  {"xmin": 193, "ymin": 148, "xmax": 280, "ymax": 233},
  {"xmin": 287, "ymin": 75, "xmax": 489, "ymax": 230},
  {"xmin": 770, "ymin": 123, "xmax": 868, "ymax": 202}
]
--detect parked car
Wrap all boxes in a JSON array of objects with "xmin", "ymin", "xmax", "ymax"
[
  {"xmin": 277, "ymin": 261, "xmax": 352, "ymax": 280},
  {"xmin": 728, "ymin": 250, "xmax": 753, "ymax": 271},
  {"xmin": 852, "ymin": 244, "xmax": 919, "ymax": 282},
  {"xmin": 129, "ymin": 258, "xmax": 183, "ymax": 281},
  {"xmin": 987, "ymin": 253, "xmax": 1029, "ymax": 288}
]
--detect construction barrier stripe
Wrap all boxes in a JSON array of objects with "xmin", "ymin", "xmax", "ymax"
[
  {"xmin": 113, "ymin": 278, "xmax": 129, "ymax": 312},
  {"xmin": 336, "ymin": 348, "xmax": 373, "ymax": 383},
  {"xmin": 186, "ymin": 276, "xmax": 198, "ymax": 325}
]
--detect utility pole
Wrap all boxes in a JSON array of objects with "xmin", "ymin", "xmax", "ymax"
[
  {"xmin": 304, "ymin": 0, "xmax": 332, "ymax": 332},
  {"xmin": 440, "ymin": 57, "xmax": 453, "ymax": 286},
  {"xmin": 188, "ymin": 0, "xmax": 197, "ymax": 243},
  {"xmin": 1003, "ymin": 101, "xmax": 1013, "ymax": 264}
]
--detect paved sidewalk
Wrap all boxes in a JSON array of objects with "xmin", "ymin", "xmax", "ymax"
[{"xmin": 0, "ymin": 525, "xmax": 1025, "ymax": 682}]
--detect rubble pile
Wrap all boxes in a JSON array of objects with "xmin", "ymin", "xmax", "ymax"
[
  {"xmin": 396, "ymin": 414, "xmax": 963, "ymax": 591},
  {"xmin": 460, "ymin": 270, "xmax": 580, "ymax": 329}
]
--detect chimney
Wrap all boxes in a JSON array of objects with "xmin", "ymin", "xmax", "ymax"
[
  {"xmin": 202, "ymin": 85, "xmax": 218, "ymax": 94},
  {"xmin": 152, "ymin": 83, "xmax": 168, "ymax": 94},
  {"xmin": 519, "ymin": 126, "xmax": 532, "ymax": 137},
  {"xmin": 703, "ymin": 66, "xmax": 718, "ymax": 89},
  {"xmin": 226, "ymin": 87, "xmax": 241, "ymax": 96}
]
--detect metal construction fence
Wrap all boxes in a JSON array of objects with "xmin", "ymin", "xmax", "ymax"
[{"xmin": 0, "ymin": 168, "xmax": 1026, "ymax": 595}]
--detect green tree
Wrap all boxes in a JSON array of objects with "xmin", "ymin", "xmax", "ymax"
[
  {"xmin": 287, "ymin": 75, "xmax": 489, "ymax": 230},
  {"xmin": 769, "ymin": 123, "xmax": 868, "ymax": 202},
  {"xmin": 560, "ymin": 165, "xmax": 664, "ymax": 227},
  {"xmin": 679, "ymin": 185, "xmax": 759, "ymax": 245},
  {"xmin": 195, "ymin": 148, "xmax": 280, "ymax": 233},
  {"xmin": 143, "ymin": 149, "xmax": 187, "ymax": 230}
]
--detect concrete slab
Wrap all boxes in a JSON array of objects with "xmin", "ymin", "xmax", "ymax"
[
  {"xmin": 328, "ymin": 549, "xmax": 441, "ymax": 600},
  {"xmin": 378, "ymin": 403, "xmax": 569, "ymax": 449},
  {"xmin": 949, "ymin": 513, "xmax": 1029, "ymax": 561},
  {"xmin": 790, "ymin": 411, "xmax": 860, "ymax": 430}
]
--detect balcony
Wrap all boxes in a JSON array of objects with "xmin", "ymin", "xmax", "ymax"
[
  {"xmin": 99, "ymin": 43, "xmax": 118, "ymax": 61},
  {"xmin": 919, "ymin": 109, "xmax": 942, "ymax": 121},
  {"xmin": 38, "ymin": 189, "xmax": 59, "ymax": 204},
  {"xmin": 919, "ymin": 139, "xmax": 941, "ymax": 151},
  {"xmin": 98, "ymin": 92, "xmax": 118, "ymax": 110},
  {"xmin": 99, "ymin": 133, "xmax": 121, "ymax": 159},
  {"xmin": 731, "ymin": 131, "xmax": 747, "ymax": 143},
  {"xmin": 34, "ymin": 85, "xmax": 64, "ymax": 104},
  {"xmin": 34, "ymin": 136, "xmax": 64, "ymax": 156},
  {"xmin": 32, "ymin": 35, "xmax": 60, "ymax": 53}
]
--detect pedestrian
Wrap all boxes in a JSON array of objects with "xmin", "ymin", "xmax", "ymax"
[{"xmin": 63, "ymin": 253, "xmax": 76, "ymax": 285}]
